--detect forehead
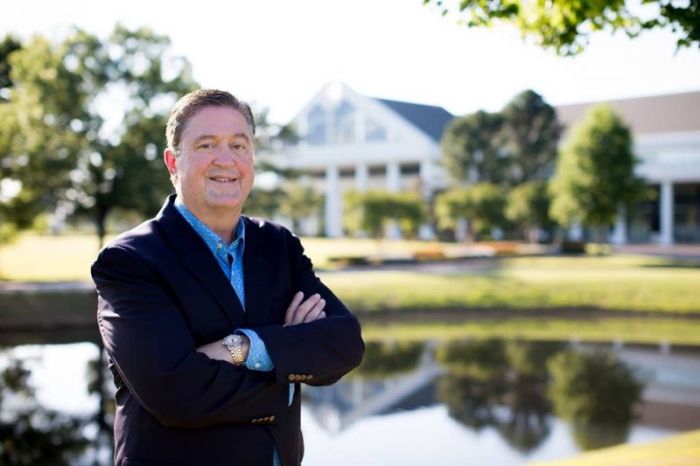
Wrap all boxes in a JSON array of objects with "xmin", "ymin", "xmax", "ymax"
[{"xmin": 182, "ymin": 106, "xmax": 252, "ymax": 140}]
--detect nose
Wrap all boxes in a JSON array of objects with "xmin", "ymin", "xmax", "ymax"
[{"xmin": 212, "ymin": 146, "xmax": 237, "ymax": 167}]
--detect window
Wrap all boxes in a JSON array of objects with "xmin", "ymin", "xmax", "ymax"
[
  {"xmin": 365, "ymin": 118, "xmax": 386, "ymax": 142},
  {"xmin": 307, "ymin": 106, "xmax": 327, "ymax": 145},
  {"xmin": 334, "ymin": 101, "xmax": 355, "ymax": 143}
]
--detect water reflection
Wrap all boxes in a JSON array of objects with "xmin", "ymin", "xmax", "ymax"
[
  {"xmin": 547, "ymin": 350, "xmax": 642, "ymax": 450},
  {"xmin": 436, "ymin": 339, "xmax": 557, "ymax": 452},
  {"xmin": 0, "ymin": 355, "xmax": 88, "ymax": 465},
  {"xmin": 1, "ymin": 336, "xmax": 698, "ymax": 465}
]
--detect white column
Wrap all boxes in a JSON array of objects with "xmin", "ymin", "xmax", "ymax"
[
  {"xmin": 610, "ymin": 205, "xmax": 628, "ymax": 245},
  {"xmin": 324, "ymin": 165, "xmax": 343, "ymax": 238},
  {"xmin": 385, "ymin": 162, "xmax": 402, "ymax": 238},
  {"xmin": 419, "ymin": 160, "xmax": 432, "ymax": 198},
  {"xmin": 386, "ymin": 161, "xmax": 401, "ymax": 192},
  {"xmin": 355, "ymin": 164, "xmax": 369, "ymax": 192},
  {"xmin": 660, "ymin": 180, "xmax": 674, "ymax": 246}
]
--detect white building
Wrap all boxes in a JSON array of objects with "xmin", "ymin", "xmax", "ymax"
[
  {"xmin": 270, "ymin": 84, "xmax": 700, "ymax": 244},
  {"xmin": 557, "ymin": 91, "xmax": 700, "ymax": 245},
  {"xmin": 268, "ymin": 82, "xmax": 453, "ymax": 238}
]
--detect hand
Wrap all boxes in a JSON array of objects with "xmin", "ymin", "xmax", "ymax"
[
  {"xmin": 284, "ymin": 291, "xmax": 326, "ymax": 326},
  {"xmin": 196, "ymin": 335, "xmax": 250, "ymax": 364}
]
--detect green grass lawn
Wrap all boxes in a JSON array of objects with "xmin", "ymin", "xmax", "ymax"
[
  {"xmin": 320, "ymin": 257, "xmax": 700, "ymax": 314},
  {"xmin": 2, "ymin": 234, "xmax": 700, "ymax": 315},
  {"xmin": 0, "ymin": 233, "xmax": 107, "ymax": 281}
]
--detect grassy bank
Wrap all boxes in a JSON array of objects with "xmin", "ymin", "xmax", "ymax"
[
  {"xmin": 360, "ymin": 317, "xmax": 700, "ymax": 346},
  {"xmin": 321, "ymin": 256, "xmax": 700, "ymax": 314},
  {"xmin": 529, "ymin": 429, "xmax": 700, "ymax": 466}
]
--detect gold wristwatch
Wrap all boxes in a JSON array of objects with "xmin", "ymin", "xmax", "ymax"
[{"xmin": 222, "ymin": 334, "xmax": 246, "ymax": 366}]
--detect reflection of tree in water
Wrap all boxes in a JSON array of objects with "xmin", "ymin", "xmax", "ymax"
[
  {"xmin": 352, "ymin": 340, "xmax": 423, "ymax": 378},
  {"xmin": 548, "ymin": 350, "xmax": 642, "ymax": 451},
  {"xmin": 438, "ymin": 372, "xmax": 507, "ymax": 430},
  {"xmin": 0, "ymin": 357, "xmax": 88, "ymax": 465},
  {"xmin": 436, "ymin": 339, "xmax": 564, "ymax": 453}
]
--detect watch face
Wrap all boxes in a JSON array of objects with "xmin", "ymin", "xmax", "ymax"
[{"xmin": 224, "ymin": 334, "xmax": 240, "ymax": 347}]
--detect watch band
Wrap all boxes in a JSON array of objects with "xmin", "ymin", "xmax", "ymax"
[{"xmin": 223, "ymin": 334, "xmax": 245, "ymax": 366}]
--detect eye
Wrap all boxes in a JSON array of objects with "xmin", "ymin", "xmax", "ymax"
[
  {"xmin": 197, "ymin": 141, "xmax": 215, "ymax": 150},
  {"xmin": 231, "ymin": 141, "xmax": 249, "ymax": 152}
]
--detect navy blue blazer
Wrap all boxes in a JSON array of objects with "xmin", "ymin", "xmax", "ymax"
[{"xmin": 92, "ymin": 195, "xmax": 364, "ymax": 466}]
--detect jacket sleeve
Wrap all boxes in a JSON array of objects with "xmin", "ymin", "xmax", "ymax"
[
  {"xmin": 251, "ymin": 232, "xmax": 365, "ymax": 386},
  {"xmin": 92, "ymin": 245, "xmax": 288, "ymax": 429}
]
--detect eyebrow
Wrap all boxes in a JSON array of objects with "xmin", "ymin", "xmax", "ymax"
[{"xmin": 193, "ymin": 133, "xmax": 252, "ymax": 144}]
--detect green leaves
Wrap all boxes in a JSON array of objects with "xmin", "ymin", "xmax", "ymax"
[
  {"xmin": 550, "ymin": 104, "xmax": 643, "ymax": 231},
  {"xmin": 0, "ymin": 26, "xmax": 198, "ymax": 245},
  {"xmin": 424, "ymin": 0, "xmax": 700, "ymax": 55}
]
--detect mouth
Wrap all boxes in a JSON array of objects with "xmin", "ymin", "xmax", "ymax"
[{"xmin": 208, "ymin": 176, "xmax": 239, "ymax": 183}]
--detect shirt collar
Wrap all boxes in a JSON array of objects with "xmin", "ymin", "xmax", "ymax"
[{"xmin": 174, "ymin": 197, "xmax": 245, "ymax": 255}]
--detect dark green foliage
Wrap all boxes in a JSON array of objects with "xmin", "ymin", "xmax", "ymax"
[
  {"xmin": 344, "ymin": 190, "xmax": 427, "ymax": 238},
  {"xmin": 441, "ymin": 110, "xmax": 507, "ymax": 184},
  {"xmin": 354, "ymin": 341, "xmax": 423, "ymax": 378},
  {"xmin": 424, "ymin": 0, "xmax": 700, "ymax": 55},
  {"xmin": 435, "ymin": 183, "xmax": 508, "ymax": 238},
  {"xmin": 0, "ymin": 26, "xmax": 198, "ymax": 246},
  {"xmin": 501, "ymin": 90, "xmax": 561, "ymax": 185},
  {"xmin": 550, "ymin": 105, "xmax": 644, "ymax": 235},
  {"xmin": 505, "ymin": 181, "xmax": 553, "ymax": 240},
  {"xmin": 436, "ymin": 338, "xmax": 508, "ymax": 380},
  {"xmin": 548, "ymin": 350, "xmax": 642, "ymax": 425}
]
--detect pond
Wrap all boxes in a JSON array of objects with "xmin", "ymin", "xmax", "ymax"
[{"xmin": 1, "ymin": 331, "xmax": 699, "ymax": 465}]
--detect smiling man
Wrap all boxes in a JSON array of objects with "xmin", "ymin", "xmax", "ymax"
[{"xmin": 91, "ymin": 89, "xmax": 364, "ymax": 466}]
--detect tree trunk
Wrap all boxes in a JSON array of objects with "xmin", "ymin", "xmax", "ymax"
[{"xmin": 95, "ymin": 202, "xmax": 109, "ymax": 250}]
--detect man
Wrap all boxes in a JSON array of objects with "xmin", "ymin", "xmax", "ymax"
[{"xmin": 92, "ymin": 89, "xmax": 365, "ymax": 466}]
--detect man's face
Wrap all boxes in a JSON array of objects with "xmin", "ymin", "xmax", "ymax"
[{"xmin": 164, "ymin": 106, "xmax": 255, "ymax": 221}]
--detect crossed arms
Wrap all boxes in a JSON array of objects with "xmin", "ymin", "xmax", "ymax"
[{"xmin": 92, "ymin": 231, "xmax": 364, "ymax": 429}]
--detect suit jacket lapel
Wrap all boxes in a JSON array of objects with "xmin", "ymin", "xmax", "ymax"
[
  {"xmin": 242, "ymin": 216, "xmax": 273, "ymax": 326},
  {"xmin": 156, "ymin": 195, "xmax": 245, "ymax": 327}
]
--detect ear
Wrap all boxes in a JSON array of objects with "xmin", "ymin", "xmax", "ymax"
[{"xmin": 164, "ymin": 148, "xmax": 178, "ymax": 178}]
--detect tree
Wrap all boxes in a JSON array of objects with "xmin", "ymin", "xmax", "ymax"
[
  {"xmin": 424, "ymin": 0, "xmax": 700, "ymax": 55},
  {"xmin": 501, "ymin": 90, "xmax": 561, "ymax": 185},
  {"xmin": 435, "ymin": 183, "xmax": 508, "ymax": 239},
  {"xmin": 441, "ymin": 110, "xmax": 507, "ymax": 184},
  {"xmin": 0, "ymin": 35, "xmax": 21, "ymax": 102},
  {"xmin": 65, "ymin": 26, "xmax": 197, "ymax": 247},
  {"xmin": 1, "ymin": 26, "xmax": 198, "ymax": 247},
  {"xmin": 343, "ymin": 190, "xmax": 427, "ymax": 238},
  {"xmin": 505, "ymin": 181, "xmax": 552, "ymax": 242},
  {"xmin": 278, "ymin": 184, "xmax": 323, "ymax": 234},
  {"xmin": 441, "ymin": 90, "xmax": 560, "ymax": 189},
  {"xmin": 0, "ymin": 35, "xmax": 85, "ymax": 241},
  {"xmin": 549, "ymin": 104, "xmax": 643, "ymax": 240}
]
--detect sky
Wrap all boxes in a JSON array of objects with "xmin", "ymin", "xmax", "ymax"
[{"xmin": 3, "ymin": 0, "xmax": 700, "ymax": 123}]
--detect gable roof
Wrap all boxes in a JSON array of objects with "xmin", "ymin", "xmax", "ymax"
[{"xmin": 375, "ymin": 98, "xmax": 454, "ymax": 142}]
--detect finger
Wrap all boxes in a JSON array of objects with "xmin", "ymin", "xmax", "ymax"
[
  {"xmin": 284, "ymin": 292, "xmax": 304, "ymax": 325},
  {"xmin": 303, "ymin": 299, "xmax": 326, "ymax": 323},
  {"xmin": 291, "ymin": 293, "xmax": 321, "ymax": 325}
]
